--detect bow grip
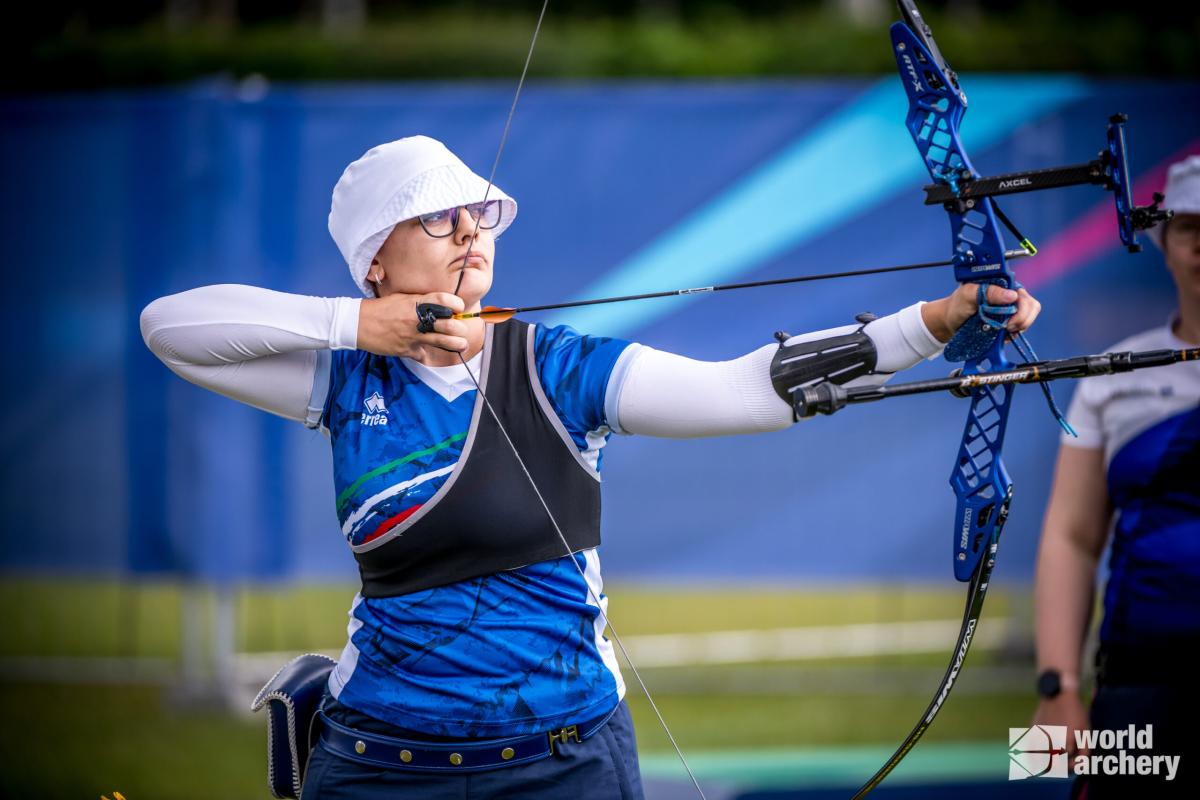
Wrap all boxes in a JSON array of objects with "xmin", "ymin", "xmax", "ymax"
[{"xmin": 944, "ymin": 282, "xmax": 1016, "ymax": 362}]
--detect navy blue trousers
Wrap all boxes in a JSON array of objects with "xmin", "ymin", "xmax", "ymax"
[
  {"xmin": 1071, "ymin": 683, "xmax": 1198, "ymax": 798},
  {"xmin": 301, "ymin": 698, "xmax": 645, "ymax": 799}
]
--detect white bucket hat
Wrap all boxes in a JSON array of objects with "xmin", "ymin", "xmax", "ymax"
[
  {"xmin": 1148, "ymin": 154, "xmax": 1200, "ymax": 250},
  {"xmin": 328, "ymin": 136, "xmax": 518, "ymax": 296}
]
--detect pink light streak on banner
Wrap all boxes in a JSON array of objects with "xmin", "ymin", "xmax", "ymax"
[{"xmin": 1021, "ymin": 140, "xmax": 1200, "ymax": 292}]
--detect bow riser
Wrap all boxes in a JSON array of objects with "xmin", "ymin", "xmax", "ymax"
[
  {"xmin": 891, "ymin": 11, "xmax": 1017, "ymax": 582},
  {"xmin": 890, "ymin": 23, "xmax": 1013, "ymax": 285},
  {"xmin": 950, "ymin": 334, "xmax": 1015, "ymax": 581}
]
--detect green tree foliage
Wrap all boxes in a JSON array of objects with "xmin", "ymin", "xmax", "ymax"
[{"xmin": 5, "ymin": 2, "xmax": 1197, "ymax": 90}]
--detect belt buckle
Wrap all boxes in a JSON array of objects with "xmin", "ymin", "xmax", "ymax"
[{"xmin": 547, "ymin": 724, "xmax": 580, "ymax": 755}]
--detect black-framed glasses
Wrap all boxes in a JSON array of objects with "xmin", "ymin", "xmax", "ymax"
[{"xmin": 417, "ymin": 200, "xmax": 504, "ymax": 238}]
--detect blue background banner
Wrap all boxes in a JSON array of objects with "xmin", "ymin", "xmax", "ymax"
[{"xmin": 2, "ymin": 78, "xmax": 1196, "ymax": 583}]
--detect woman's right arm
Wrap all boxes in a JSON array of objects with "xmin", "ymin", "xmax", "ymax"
[
  {"xmin": 1031, "ymin": 442, "xmax": 1112, "ymax": 756},
  {"xmin": 139, "ymin": 284, "xmax": 361, "ymax": 426}
]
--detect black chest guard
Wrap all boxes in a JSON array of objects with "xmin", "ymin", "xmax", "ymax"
[{"xmin": 354, "ymin": 320, "xmax": 602, "ymax": 598}]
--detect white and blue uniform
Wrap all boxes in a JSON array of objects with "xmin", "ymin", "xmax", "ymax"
[
  {"xmin": 1064, "ymin": 321, "xmax": 1200, "ymax": 800},
  {"xmin": 1063, "ymin": 321, "xmax": 1200, "ymax": 649},
  {"xmin": 319, "ymin": 324, "xmax": 635, "ymax": 737}
]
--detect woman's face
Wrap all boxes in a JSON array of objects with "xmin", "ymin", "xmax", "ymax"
[
  {"xmin": 369, "ymin": 207, "xmax": 496, "ymax": 309},
  {"xmin": 1163, "ymin": 212, "xmax": 1200, "ymax": 303}
]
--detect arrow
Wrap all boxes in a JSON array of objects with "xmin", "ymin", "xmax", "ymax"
[{"xmin": 453, "ymin": 249, "xmax": 1034, "ymax": 322}]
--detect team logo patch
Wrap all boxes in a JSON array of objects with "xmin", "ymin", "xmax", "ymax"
[{"xmin": 361, "ymin": 391, "xmax": 389, "ymax": 427}]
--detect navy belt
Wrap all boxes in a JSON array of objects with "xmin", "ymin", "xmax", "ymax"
[{"xmin": 317, "ymin": 703, "xmax": 618, "ymax": 773}]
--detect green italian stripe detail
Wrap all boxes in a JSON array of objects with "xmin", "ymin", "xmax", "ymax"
[{"xmin": 336, "ymin": 431, "xmax": 468, "ymax": 512}]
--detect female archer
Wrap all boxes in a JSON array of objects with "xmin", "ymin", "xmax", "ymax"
[
  {"xmin": 141, "ymin": 135, "xmax": 1041, "ymax": 799},
  {"xmin": 1033, "ymin": 154, "xmax": 1200, "ymax": 796}
]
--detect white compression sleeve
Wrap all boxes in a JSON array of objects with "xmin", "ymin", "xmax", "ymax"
[
  {"xmin": 613, "ymin": 302, "xmax": 944, "ymax": 438},
  {"xmin": 140, "ymin": 284, "xmax": 361, "ymax": 426}
]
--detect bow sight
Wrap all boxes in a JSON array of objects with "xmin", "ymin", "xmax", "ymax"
[
  {"xmin": 920, "ymin": 113, "xmax": 1173, "ymax": 254},
  {"xmin": 895, "ymin": 1, "xmax": 1172, "ymax": 259}
]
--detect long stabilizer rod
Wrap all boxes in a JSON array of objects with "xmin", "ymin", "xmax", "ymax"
[{"xmin": 794, "ymin": 348, "xmax": 1200, "ymax": 418}]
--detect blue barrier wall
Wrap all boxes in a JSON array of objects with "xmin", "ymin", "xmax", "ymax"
[{"xmin": 1, "ymin": 78, "xmax": 1196, "ymax": 582}]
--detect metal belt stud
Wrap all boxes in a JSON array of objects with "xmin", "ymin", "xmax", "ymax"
[
  {"xmin": 501, "ymin": 747, "xmax": 515, "ymax": 760},
  {"xmin": 354, "ymin": 740, "xmax": 366, "ymax": 755},
  {"xmin": 399, "ymin": 750, "xmax": 412, "ymax": 763},
  {"xmin": 449, "ymin": 753, "xmax": 464, "ymax": 766}
]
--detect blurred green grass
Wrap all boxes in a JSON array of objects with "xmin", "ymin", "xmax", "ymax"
[
  {"xmin": 1, "ymin": 682, "xmax": 262, "ymax": 800},
  {"xmin": 0, "ymin": 578, "xmax": 1014, "ymax": 657},
  {"xmin": 0, "ymin": 578, "xmax": 1036, "ymax": 799}
]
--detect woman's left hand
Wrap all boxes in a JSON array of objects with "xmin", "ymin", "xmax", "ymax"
[{"xmin": 921, "ymin": 283, "xmax": 1043, "ymax": 343}]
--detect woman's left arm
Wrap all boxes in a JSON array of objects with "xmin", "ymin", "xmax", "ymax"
[{"xmin": 613, "ymin": 284, "xmax": 1039, "ymax": 438}]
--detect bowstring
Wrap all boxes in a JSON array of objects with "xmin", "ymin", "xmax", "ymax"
[
  {"xmin": 457, "ymin": 354, "xmax": 707, "ymax": 798},
  {"xmin": 452, "ymin": 0, "xmax": 547, "ymax": 298},
  {"xmin": 447, "ymin": 2, "xmax": 706, "ymax": 796}
]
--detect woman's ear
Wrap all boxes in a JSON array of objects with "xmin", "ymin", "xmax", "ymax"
[{"xmin": 367, "ymin": 258, "xmax": 385, "ymax": 298}]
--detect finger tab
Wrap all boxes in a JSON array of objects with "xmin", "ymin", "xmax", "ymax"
[{"xmin": 416, "ymin": 303, "xmax": 454, "ymax": 334}]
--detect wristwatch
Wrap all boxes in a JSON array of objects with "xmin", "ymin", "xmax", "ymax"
[{"xmin": 1036, "ymin": 669, "xmax": 1063, "ymax": 698}]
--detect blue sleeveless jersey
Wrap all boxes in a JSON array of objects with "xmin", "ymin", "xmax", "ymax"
[{"xmin": 318, "ymin": 323, "xmax": 635, "ymax": 737}]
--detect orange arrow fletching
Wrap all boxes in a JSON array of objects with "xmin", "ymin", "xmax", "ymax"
[{"xmin": 455, "ymin": 306, "xmax": 517, "ymax": 323}]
